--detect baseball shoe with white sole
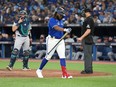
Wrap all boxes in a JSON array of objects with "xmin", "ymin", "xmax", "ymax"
[
  {"xmin": 36, "ymin": 69, "xmax": 43, "ymax": 78},
  {"xmin": 6, "ymin": 66, "xmax": 13, "ymax": 71},
  {"xmin": 62, "ymin": 73, "xmax": 73, "ymax": 79}
]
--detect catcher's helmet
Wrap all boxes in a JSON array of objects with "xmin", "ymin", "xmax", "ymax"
[
  {"xmin": 55, "ymin": 7, "xmax": 65, "ymax": 16},
  {"xmin": 19, "ymin": 10, "xmax": 27, "ymax": 15}
]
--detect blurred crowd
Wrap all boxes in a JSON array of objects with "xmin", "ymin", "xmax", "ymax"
[
  {"xmin": 0, "ymin": 0, "xmax": 116, "ymax": 25},
  {"xmin": 95, "ymin": 36, "xmax": 116, "ymax": 61}
]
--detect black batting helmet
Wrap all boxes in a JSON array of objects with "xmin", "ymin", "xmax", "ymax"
[
  {"xmin": 54, "ymin": 7, "xmax": 65, "ymax": 16},
  {"xmin": 84, "ymin": 8, "xmax": 91, "ymax": 13}
]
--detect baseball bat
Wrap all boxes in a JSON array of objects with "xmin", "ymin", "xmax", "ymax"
[{"xmin": 47, "ymin": 32, "xmax": 68, "ymax": 55}]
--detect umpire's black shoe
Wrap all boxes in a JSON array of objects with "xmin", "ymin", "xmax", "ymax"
[{"xmin": 81, "ymin": 70, "xmax": 93, "ymax": 74}]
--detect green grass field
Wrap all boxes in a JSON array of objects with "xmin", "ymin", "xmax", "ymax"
[{"xmin": 0, "ymin": 59, "xmax": 116, "ymax": 87}]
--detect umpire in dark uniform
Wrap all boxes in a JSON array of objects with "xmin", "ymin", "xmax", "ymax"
[{"xmin": 77, "ymin": 8, "xmax": 94, "ymax": 74}]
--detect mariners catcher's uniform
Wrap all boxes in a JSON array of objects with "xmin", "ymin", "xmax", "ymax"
[{"xmin": 6, "ymin": 10, "xmax": 32, "ymax": 71}]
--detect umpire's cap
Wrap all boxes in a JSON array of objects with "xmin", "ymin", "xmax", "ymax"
[
  {"xmin": 84, "ymin": 8, "xmax": 91, "ymax": 13},
  {"xmin": 55, "ymin": 7, "xmax": 65, "ymax": 16},
  {"xmin": 19, "ymin": 10, "xmax": 27, "ymax": 15}
]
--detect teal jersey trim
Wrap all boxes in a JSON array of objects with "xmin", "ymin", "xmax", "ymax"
[
  {"xmin": 18, "ymin": 18, "xmax": 30, "ymax": 36},
  {"xmin": 20, "ymin": 24, "xmax": 29, "ymax": 36}
]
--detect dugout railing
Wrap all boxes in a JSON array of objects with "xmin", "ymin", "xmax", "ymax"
[{"xmin": 0, "ymin": 41, "xmax": 116, "ymax": 61}]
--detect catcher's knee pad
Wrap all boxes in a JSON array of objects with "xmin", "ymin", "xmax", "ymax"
[
  {"xmin": 23, "ymin": 50, "xmax": 30, "ymax": 59},
  {"xmin": 11, "ymin": 48, "xmax": 19, "ymax": 58}
]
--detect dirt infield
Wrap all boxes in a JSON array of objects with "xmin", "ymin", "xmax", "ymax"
[
  {"xmin": 0, "ymin": 69, "xmax": 111, "ymax": 78},
  {"xmin": 0, "ymin": 59, "xmax": 115, "ymax": 78}
]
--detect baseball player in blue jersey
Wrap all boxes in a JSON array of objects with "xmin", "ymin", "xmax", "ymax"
[
  {"xmin": 36, "ymin": 7, "xmax": 72, "ymax": 78},
  {"xmin": 6, "ymin": 10, "xmax": 32, "ymax": 71}
]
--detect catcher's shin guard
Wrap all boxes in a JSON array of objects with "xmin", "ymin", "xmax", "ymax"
[
  {"xmin": 23, "ymin": 50, "xmax": 30, "ymax": 68},
  {"xmin": 7, "ymin": 57, "xmax": 16, "ymax": 71},
  {"xmin": 8, "ymin": 48, "xmax": 19, "ymax": 67},
  {"xmin": 8, "ymin": 57, "xmax": 16, "ymax": 67},
  {"xmin": 23, "ymin": 58, "xmax": 29, "ymax": 68}
]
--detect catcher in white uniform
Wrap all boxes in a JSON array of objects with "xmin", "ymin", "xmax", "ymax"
[
  {"xmin": 6, "ymin": 10, "xmax": 32, "ymax": 71},
  {"xmin": 36, "ymin": 7, "xmax": 72, "ymax": 78}
]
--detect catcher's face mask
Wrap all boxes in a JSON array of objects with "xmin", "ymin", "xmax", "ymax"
[{"xmin": 19, "ymin": 10, "xmax": 27, "ymax": 19}]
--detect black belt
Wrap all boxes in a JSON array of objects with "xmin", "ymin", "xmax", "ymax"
[
  {"xmin": 17, "ymin": 35, "xmax": 27, "ymax": 37},
  {"xmin": 49, "ymin": 35, "xmax": 60, "ymax": 39}
]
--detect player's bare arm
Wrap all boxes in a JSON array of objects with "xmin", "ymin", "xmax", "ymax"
[
  {"xmin": 12, "ymin": 18, "xmax": 23, "ymax": 32},
  {"xmin": 54, "ymin": 26, "xmax": 72, "ymax": 34},
  {"xmin": 77, "ymin": 29, "xmax": 91, "ymax": 42},
  {"xmin": 54, "ymin": 26, "xmax": 64, "ymax": 31}
]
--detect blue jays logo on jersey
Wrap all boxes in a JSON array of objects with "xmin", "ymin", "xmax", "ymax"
[
  {"xmin": 57, "ymin": 21, "xmax": 63, "ymax": 26},
  {"xmin": 57, "ymin": 22, "xmax": 60, "ymax": 25}
]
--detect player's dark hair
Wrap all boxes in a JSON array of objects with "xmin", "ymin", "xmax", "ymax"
[
  {"xmin": 53, "ymin": 12, "xmax": 64, "ymax": 20},
  {"xmin": 53, "ymin": 12, "xmax": 58, "ymax": 19}
]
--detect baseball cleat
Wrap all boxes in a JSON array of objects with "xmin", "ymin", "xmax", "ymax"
[
  {"xmin": 22, "ymin": 67, "xmax": 31, "ymax": 71},
  {"xmin": 81, "ymin": 70, "xmax": 93, "ymax": 74},
  {"xmin": 36, "ymin": 69, "xmax": 43, "ymax": 78},
  {"xmin": 62, "ymin": 74, "xmax": 73, "ymax": 79},
  {"xmin": 6, "ymin": 66, "xmax": 13, "ymax": 71}
]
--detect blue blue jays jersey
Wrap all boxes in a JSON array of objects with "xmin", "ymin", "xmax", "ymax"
[{"xmin": 48, "ymin": 17, "xmax": 64, "ymax": 39}]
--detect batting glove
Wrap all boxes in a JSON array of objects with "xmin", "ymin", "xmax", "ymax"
[{"xmin": 64, "ymin": 28, "xmax": 72, "ymax": 33}]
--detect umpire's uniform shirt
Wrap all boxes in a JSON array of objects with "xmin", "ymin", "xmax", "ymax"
[{"xmin": 82, "ymin": 16, "xmax": 94, "ymax": 72}]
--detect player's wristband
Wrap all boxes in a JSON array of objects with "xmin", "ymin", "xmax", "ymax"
[
  {"xmin": 16, "ymin": 20, "xmax": 21, "ymax": 26},
  {"xmin": 16, "ymin": 23, "xmax": 20, "ymax": 26}
]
